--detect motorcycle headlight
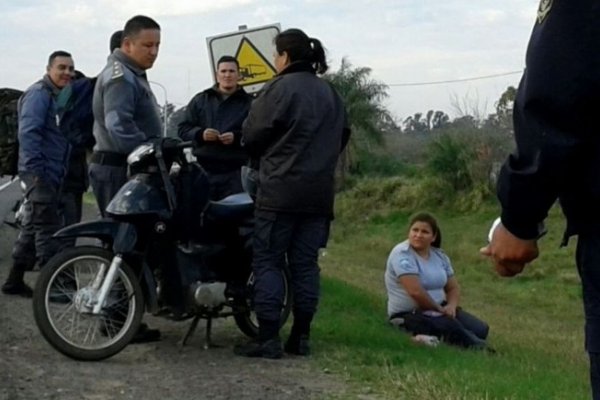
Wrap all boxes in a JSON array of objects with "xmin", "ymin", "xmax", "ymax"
[{"xmin": 127, "ymin": 143, "xmax": 155, "ymax": 165}]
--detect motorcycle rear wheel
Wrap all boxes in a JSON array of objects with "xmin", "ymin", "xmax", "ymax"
[
  {"xmin": 32, "ymin": 246, "xmax": 144, "ymax": 361},
  {"xmin": 233, "ymin": 266, "xmax": 292, "ymax": 338}
]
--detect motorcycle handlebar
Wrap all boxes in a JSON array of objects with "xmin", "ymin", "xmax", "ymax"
[{"xmin": 157, "ymin": 138, "xmax": 194, "ymax": 151}]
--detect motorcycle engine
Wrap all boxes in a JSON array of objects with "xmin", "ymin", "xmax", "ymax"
[{"xmin": 189, "ymin": 281, "xmax": 227, "ymax": 309}]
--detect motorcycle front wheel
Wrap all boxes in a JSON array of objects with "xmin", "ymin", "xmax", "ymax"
[
  {"xmin": 233, "ymin": 265, "xmax": 293, "ymax": 338},
  {"xmin": 32, "ymin": 246, "xmax": 144, "ymax": 361}
]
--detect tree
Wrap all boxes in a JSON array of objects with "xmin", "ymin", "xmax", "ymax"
[
  {"xmin": 324, "ymin": 58, "xmax": 395, "ymax": 178},
  {"xmin": 484, "ymin": 86, "xmax": 517, "ymax": 136},
  {"xmin": 324, "ymin": 58, "xmax": 393, "ymax": 148},
  {"xmin": 403, "ymin": 113, "xmax": 428, "ymax": 134},
  {"xmin": 403, "ymin": 110, "xmax": 449, "ymax": 133}
]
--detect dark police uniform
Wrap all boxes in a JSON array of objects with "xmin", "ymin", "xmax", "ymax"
[
  {"xmin": 496, "ymin": 1, "xmax": 600, "ymax": 397},
  {"xmin": 178, "ymin": 85, "xmax": 252, "ymax": 200},
  {"xmin": 242, "ymin": 61, "xmax": 350, "ymax": 341},
  {"xmin": 59, "ymin": 77, "xmax": 95, "ymax": 230},
  {"xmin": 4, "ymin": 75, "xmax": 71, "ymax": 295},
  {"xmin": 89, "ymin": 49, "xmax": 162, "ymax": 216}
]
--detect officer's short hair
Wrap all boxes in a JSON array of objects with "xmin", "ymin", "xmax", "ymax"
[
  {"xmin": 217, "ymin": 55, "xmax": 239, "ymax": 69},
  {"xmin": 123, "ymin": 15, "xmax": 160, "ymax": 39},
  {"xmin": 48, "ymin": 50, "xmax": 72, "ymax": 67}
]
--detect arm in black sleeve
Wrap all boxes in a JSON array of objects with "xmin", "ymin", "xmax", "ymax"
[
  {"xmin": 242, "ymin": 81, "xmax": 288, "ymax": 158},
  {"xmin": 497, "ymin": 3, "xmax": 595, "ymax": 239},
  {"xmin": 178, "ymin": 95, "xmax": 205, "ymax": 143}
]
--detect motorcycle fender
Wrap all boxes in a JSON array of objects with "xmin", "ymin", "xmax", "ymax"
[{"xmin": 53, "ymin": 220, "xmax": 138, "ymax": 254}]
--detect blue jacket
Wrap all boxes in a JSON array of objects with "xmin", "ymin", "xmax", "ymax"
[{"xmin": 17, "ymin": 76, "xmax": 70, "ymax": 188}]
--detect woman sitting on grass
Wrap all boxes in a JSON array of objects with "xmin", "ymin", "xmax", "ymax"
[{"xmin": 385, "ymin": 212, "xmax": 490, "ymax": 349}]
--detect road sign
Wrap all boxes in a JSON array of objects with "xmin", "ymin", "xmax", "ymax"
[{"xmin": 207, "ymin": 24, "xmax": 280, "ymax": 94}]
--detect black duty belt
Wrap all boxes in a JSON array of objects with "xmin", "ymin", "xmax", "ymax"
[{"xmin": 90, "ymin": 151, "xmax": 128, "ymax": 167}]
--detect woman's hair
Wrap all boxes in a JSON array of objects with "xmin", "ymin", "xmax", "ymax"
[
  {"xmin": 408, "ymin": 212, "xmax": 442, "ymax": 248},
  {"xmin": 274, "ymin": 28, "xmax": 328, "ymax": 74}
]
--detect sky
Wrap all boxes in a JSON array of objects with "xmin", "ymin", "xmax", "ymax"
[{"xmin": 0, "ymin": 1, "xmax": 540, "ymax": 123}]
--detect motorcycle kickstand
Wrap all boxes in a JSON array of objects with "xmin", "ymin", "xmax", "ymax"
[
  {"xmin": 180, "ymin": 315, "xmax": 201, "ymax": 348},
  {"xmin": 180, "ymin": 316, "xmax": 222, "ymax": 350}
]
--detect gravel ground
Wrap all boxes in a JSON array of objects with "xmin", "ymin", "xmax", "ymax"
[{"xmin": 0, "ymin": 201, "xmax": 350, "ymax": 400}]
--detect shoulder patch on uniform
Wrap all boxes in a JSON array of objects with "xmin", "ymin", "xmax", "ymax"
[
  {"xmin": 110, "ymin": 61, "xmax": 124, "ymax": 80},
  {"xmin": 537, "ymin": 0, "xmax": 553, "ymax": 24}
]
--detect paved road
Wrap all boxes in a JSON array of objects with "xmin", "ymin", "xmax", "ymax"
[{"xmin": 0, "ymin": 177, "xmax": 21, "ymax": 225}]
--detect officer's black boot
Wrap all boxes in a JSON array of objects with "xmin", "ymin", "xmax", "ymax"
[
  {"xmin": 234, "ymin": 319, "xmax": 283, "ymax": 359},
  {"xmin": 1, "ymin": 265, "xmax": 33, "ymax": 298},
  {"xmin": 285, "ymin": 311, "xmax": 312, "ymax": 356}
]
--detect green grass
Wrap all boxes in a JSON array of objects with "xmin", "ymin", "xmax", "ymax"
[{"xmin": 312, "ymin": 191, "xmax": 588, "ymax": 399}]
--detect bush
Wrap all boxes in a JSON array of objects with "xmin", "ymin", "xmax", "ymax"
[
  {"xmin": 350, "ymin": 146, "xmax": 414, "ymax": 177},
  {"xmin": 427, "ymin": 134, "xmax": 475, "ymax": 191}
]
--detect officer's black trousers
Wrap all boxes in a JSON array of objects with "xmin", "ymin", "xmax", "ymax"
[
  {"xmin": 252, "ymin": 211, "xmax": 330, "ymax": 329},
  {"xmin": 12, "ymin": 177, "xmax": 63, "ymax": 270},
  {"xmin": 576, "ymin": 231, "xmax": 600, "ymax": 399}
]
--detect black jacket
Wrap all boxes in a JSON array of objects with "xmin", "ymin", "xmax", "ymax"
[
  {"xmin": 497, "ymin": 0, "xmax": 600, "ymax": 240},
  {"xmin": 61, "ymin": 77, "xmax": 95, "ymax": 193},
  {"xmin": 242, "ymin": 62, "xmax": 350, "ymax": 216},
  {"xmin": 178, "ymin": 86, "xmax": 252, "ymax": 173}
]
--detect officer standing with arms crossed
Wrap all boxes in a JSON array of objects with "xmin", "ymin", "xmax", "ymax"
[
  {"xmin": 481, "ymin": 1, "xmax": 600, "ymax": 397},
  {"xmin": 89, "ymin": 15, "xmax": 162, "ymax": 343}
]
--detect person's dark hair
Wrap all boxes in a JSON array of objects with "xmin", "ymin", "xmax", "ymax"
[
  {"xmin": 274, "ymin": 28, "xmax": 328, "ymax": 74},
  {"xmin": 73, "ymin": 70, "xmax": 86, "ymax": 80},
  {"xmin": 217, "ymin": 55, "xmax": 239, "ymax": 69},
  {"xmin": 110, "ymin": 30, "xmax": 123, "ymax": 52},
  {"xmin": 408, "ymin": 212, "xmax": 442, "ymax": 248},
  {"xmin": 48, "ymin": 50, "xmax": 72, "ymax": 67},
  {"xmin": 123, "ymin": 15, "xmax": 160, "ymax": 39}
]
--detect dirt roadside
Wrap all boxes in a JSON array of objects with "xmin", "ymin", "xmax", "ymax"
[{"xmin": 0, "ymin": 202, "xmax": 351, "ymax": 400}]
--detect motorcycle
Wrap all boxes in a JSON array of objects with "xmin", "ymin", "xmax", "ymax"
[{"xmin": 32, "ymin": 137, "xmax": 292, "ymax": 361}]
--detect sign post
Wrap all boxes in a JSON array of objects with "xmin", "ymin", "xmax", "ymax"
[{"xmin": 207, "ymin": 24, "xmax": 281, "ymax": 94}]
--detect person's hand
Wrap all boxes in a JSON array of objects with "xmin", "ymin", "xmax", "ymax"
[
  {"xmin": 219, "ymin": 132, "xmax": 234, "ymax": 145},
  {"xmin": 442, "ymin": 303, "xmax": 457, "ymax": 318},
  {"xmin": 480, "ymin": 222, "xmax": 539, "ymax": 277},
  {"xmin": 203, "ymin": 128, "xmax": 220, "ymax": 141}
]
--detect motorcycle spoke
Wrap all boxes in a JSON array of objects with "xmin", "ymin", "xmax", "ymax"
[{"xmin": 49, "ymin": 302, "xmax": 76, "ymax": 324}]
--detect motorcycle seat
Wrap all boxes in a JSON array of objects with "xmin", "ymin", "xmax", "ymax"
[{"xmin": 205, "ymin": 192, "xmax": 254, "ymax": 221}]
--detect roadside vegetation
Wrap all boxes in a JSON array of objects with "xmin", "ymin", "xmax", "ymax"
[{"xmin": 307, "ymin": 61, "xmax": 586, "ymax": 399}]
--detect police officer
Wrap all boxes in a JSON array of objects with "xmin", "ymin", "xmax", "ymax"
[
  {"xmin": 109, "ymin": 30, "xmax": 123, "ymax": 54},
  {"xmin": 89, "ymin": 15, "xmax": 162, "ymax": 217},
  {"xmin": 2, "ymin": 51, "xmax": 74, "ymax": 297},
  {"xmin": 235, "ymin": 29, "xmax": 350, "ymax": 358},
  {"xmin": 178, "ymin": 55, "xmax": 252, "ymax": 200},
  {"xmin": 88, "ymin": 15, "xmax": 162, "ymax": 343},
  {"xmin": 58, "ymin": 71, "xmax": 95, "ymax": 233},
  {"xmin": 481, "ymin": 1, "xmax": 600, "ymax": 397}
]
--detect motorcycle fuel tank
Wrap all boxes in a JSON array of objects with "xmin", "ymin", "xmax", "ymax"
[{"xmin": 106, "ymin": 176, "xmax": 169, "ymax": 217}]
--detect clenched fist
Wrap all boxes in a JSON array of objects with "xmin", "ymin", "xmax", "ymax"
[{"xmin": 480, "ymin": 221, "xmax": 539, "ymax": 277}]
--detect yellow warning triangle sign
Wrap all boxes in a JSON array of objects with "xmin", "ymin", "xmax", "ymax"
[{"xmin": 235, "ymin": 37, "xmax": 277, "ymax": 86}]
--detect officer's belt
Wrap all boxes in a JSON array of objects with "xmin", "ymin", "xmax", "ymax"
[{"xmin": 90, "ymin": 151, "xmax": 128, "ymax": 167}]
